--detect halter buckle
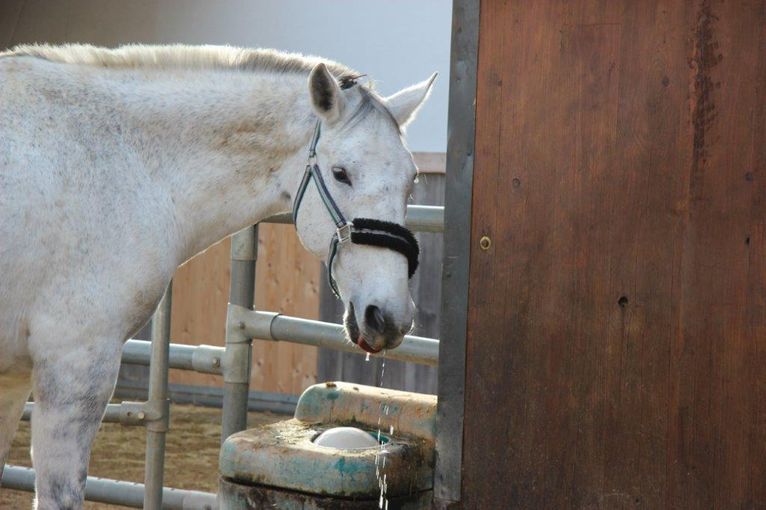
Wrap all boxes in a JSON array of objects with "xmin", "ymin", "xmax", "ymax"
[{"xmin": 336, "ymin": 222, "xmax": 353, "ymax": 244}]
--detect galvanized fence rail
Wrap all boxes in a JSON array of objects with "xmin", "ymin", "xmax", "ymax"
[{"xmin": 2, "ymin": 204, "xmax": 443, "ymax": 509}]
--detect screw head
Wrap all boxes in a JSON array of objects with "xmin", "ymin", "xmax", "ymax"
[{"xmin": 479, "ymin": 236, "xmax": 492, "ymax": 251}]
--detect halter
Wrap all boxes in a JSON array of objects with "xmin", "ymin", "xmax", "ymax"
[{"xmin": 292, "ymin": 120, "xmax": 420, "ymax": 298}]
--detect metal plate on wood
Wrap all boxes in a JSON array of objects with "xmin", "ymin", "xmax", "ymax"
[{"xmin": 433, "ymin": 0, "xmax": 481, "ymax": 507}]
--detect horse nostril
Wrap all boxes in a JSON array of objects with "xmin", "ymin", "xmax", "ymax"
[{"xmin": 365, "ymin": 305, "xmax": 386, "ymax": 335}]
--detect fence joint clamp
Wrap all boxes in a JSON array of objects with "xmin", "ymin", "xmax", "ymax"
[
  {"xmin": 226, "ymin": 303, "xmax": 252, "ymax": 345},
  {"xmin": 250, "ymin": 310, "xmax": 281, "ymax": 341},
  {"xmin": 192, "ymin": 344, "xmax": 224, "ymax": 375},
  {"xmin": 224, "ymin": 304, "xmax": 255, "ymax": 384},
  {"xmin": 120, "ymin": 400, "xmax": 169, "ymax": 431}
]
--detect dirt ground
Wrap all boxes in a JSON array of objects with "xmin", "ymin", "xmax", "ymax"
[{"xmin": 0, "ymin": 404, "xmax": 285, "ymax": 509}]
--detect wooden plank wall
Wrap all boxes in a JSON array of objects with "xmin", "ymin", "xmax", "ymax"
[{"xmin": 462, "ymin": 1, "xmax": 765, "ymax": 508}]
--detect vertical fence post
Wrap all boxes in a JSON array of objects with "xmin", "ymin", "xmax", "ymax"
[
  {"xmin": 143, "ymin": 282, "xmax": 172, "ymax": 510},
  {"xmin": 222, "ymin": 226, "xmax": 257, "ymax": 442}
]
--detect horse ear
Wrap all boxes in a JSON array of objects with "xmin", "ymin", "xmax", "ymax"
[
  {"xmin": 384, "ymin": 72, "xmax": 437, "ymax": 128},
  {"xmin": 308, "ymin": 63, "xmax": 344, "ymax": 124}
]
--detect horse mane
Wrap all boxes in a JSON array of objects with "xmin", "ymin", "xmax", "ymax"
[
  {"xmin": 4, "ymin": 43, "xmax": 400, "ymax": 131},
  {"xmin": 5, "ymin": 43, "xmax": 358, "ymax": 80}
]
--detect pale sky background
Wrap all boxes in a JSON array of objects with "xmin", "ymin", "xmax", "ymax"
[{"xmin": 2, "ymin": 1, "xmax": 452, "ymax": 151}]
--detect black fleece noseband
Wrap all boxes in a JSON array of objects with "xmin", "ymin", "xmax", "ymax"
[
  {"xmin": 350, "ymin": 218, "xmax": 419, "ymax": 279},
  {"xmin": 292, "ymin": 117, "xmax": 419, "ymax": 298}
]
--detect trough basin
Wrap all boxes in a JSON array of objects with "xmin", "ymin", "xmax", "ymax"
[{"xmin": 219, "ymin": 381, "xmax": 437, "ymax": 509}]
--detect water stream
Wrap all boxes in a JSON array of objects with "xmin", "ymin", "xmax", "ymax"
[{"xmin": 375, "ymin": 353, "xmax": 389, "ymax": 509}]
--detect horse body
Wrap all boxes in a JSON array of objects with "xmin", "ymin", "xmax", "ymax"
[
  {"xmin": 0, "ymin": 55, "xmax": 308, "ymax": 354},
  {"xmin": 0, "ymin": 45, "xmax": 434, "ymax": 509}
]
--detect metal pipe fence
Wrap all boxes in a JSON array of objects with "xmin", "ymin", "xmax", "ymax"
[
  {"xmin": 233, "ymin": 308, "xmax": 440, "ymax": 366},
  {"xmin": 265, "ymin": 204, "xmax": 445, "ymax": 233},
  {"xmin": 1, "ymin": 465, "xmax": 217, "ymax": 510},
  {"xmin": 2, "ymin": 204, "xmax": 444, "ymax": 508},
  {"xmin": 144, "ymin": 283, "xmax": 173, "ymax": 509},
  {"xmin": 221, "ymin": 225, "xmax": 257, "ymax": 445}
]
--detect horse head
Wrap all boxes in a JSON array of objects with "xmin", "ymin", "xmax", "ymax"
[{"xmin": 293, "ymin": 63, "xmax": 436, "ymax": 353}]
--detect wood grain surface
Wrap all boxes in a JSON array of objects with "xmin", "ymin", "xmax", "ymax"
[
  {"xmin": 462, "ymin": 1, "xmax": 765, "ymax": 508},
  {"xmin": 170, "ymin": 223, "xmax": 320, "ymax": 395}
]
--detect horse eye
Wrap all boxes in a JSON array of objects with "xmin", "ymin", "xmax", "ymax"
[{"xmin": 332, "ymin": 167, "xmax": 352, "ymax": 186}]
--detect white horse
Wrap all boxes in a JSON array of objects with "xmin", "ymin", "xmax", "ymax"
[{"xmin": 0, "ymin": 44, "xmax": 435, "ymax": 509}]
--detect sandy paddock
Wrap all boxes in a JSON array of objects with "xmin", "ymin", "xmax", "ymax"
[{"xmin": 0, "ymin": 405, "xmax": 284, "ymax": 509}]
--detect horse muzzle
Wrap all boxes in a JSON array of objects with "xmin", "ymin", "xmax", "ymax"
[{"xmin": 344, "ymin": 301, "xmax": 413, "ymax": 353}]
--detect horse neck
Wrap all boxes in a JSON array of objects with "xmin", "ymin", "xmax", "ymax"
[{"xmin": 115, "ymin": 69, "xmax": 314, "ymax": 263}]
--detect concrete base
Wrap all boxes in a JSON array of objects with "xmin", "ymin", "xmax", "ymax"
[{"xmin": 219, "ymin": 477, "xmax": 432, "ymax": 510}]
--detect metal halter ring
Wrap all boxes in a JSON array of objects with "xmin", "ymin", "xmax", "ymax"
[{"xmin": 336, "ymin": 223, "xmax": 353, "ymax": 244}]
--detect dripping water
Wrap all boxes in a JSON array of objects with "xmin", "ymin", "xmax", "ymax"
[{"xmin": 375, "ymin": 352, "xmax": 389, "ymax": 509}]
